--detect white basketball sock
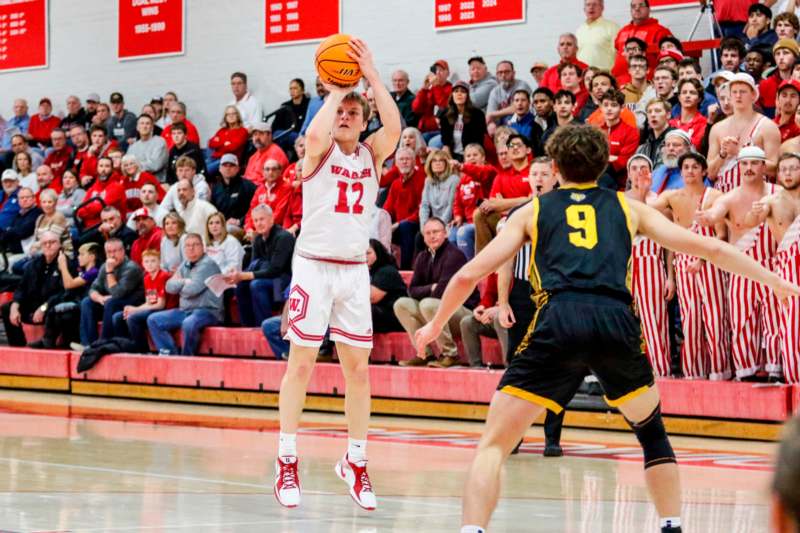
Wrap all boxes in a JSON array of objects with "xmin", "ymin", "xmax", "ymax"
[
  {"xmin": 348, "ymin": 438, "xmax": 367, "ymax": 463},
  {"xmin": 278, "ymin": 432, "xmax": 297, "ymax": 457},
  {"xmin": 460, "ymin": 526, "xmax": 485, "ymax": 533}
]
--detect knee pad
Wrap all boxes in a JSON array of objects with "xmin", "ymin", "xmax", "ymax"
[{"xmin": 626, "ymin": 405, "xmax": 676, "ymax": 469}]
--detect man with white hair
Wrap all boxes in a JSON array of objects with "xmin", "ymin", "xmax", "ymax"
[
  {"xmin": 121, "ymin": 154, "xmax": 164, "ymax": 213},
  {"xmin": 575, "ymin": 0, "xmax": 619, "ymax": 71},
  {"xmin": 540, "ymin": 33, "xmax": 589, "ymax": 92},
  {"xmin": 390, "ymin": 69, "xmax": 417, "ymax": 127},
  {"xmin": 650, "ymin": 129, "xmax": 694, "ymax": 192},
  {"xmin": 697, "ymin": 146, "xmax": 783, "ymax": 381},
  {"xmin": 707, "ymin": 73, "xmax": 781, "ymax": 193}
]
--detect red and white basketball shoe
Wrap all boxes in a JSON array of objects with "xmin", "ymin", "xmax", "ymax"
[
  {"xmin": 274, "ymin": 456, "xmax": 301, "ymax": 508},
  {"xmin": 335, "ymin": 454, "xmax": 377, "ymax": 510}
]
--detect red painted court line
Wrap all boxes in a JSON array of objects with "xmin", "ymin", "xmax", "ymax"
[{"xmin": 0, "ymin": 398, "xmax": 773, "ymax": 472}]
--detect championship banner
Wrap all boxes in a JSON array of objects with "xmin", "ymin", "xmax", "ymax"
[
  {"xmin": 118, "ymin": 0, "xmax": 184, "ymax": 61},
  {"xmin": 0, "ymin": 0, "xmax": 48, "ymax": 73},
  {"xmin": 264, "ymin": 0, "xmax": 340, "ymax": 47},
  {"xmin": 650, "ymin": 0, "xmax": 695, "ymax": 8},
  {"xmin": 434, "ymin": 0, "xmax": 525, "ymax": 31}
]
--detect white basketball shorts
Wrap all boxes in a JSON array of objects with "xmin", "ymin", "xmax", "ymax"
[{"xmin": 284, "ymin": 255, "xmax": 373, "ymax": 349}]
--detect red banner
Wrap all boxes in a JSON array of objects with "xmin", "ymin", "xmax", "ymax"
[
  {"xmin": 0, "ymin": 0, "xmax": 48, "ymax": 73},
  {"xmin": 118, "ymin": 0, "xmax": 184, "ymax": 60},
  {"xmin": 434, "ymin": 0, "xmax": 525, "ymax": 30},
  {"xmin": 264, "ymin": 0, "xmax": 340, "ymax": 47},
  {"xmin": 650, "ymin": 0, "xmax": 695, "ymax": 7}
]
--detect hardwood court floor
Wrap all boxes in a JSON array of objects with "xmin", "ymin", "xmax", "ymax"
[{"xmin": 0, "ymin": 390, "xmax": 777, "ymax": 532}]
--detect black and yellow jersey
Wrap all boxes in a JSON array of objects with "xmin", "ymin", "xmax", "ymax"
[{"xmin": 528, "ymin": 184, "xmax": 634, "ymax": 306}]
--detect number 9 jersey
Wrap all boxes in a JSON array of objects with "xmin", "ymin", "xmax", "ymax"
[
  {"xmin": 529, "ymin": 184, "xmax": 635, "ymax": 307},
  {"xmin": 296, "ymin": 141, "xmax": 378, "ymax": 262}
]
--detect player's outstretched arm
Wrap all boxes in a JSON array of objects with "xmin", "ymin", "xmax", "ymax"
[
  {"xmin": 414, "ymin": 203, "xmax": 533, "ymax": 355},
  {"xmin": 303, "ymin": 84, "xmax": 350, "ymax": 169},
  {"xmin": 349, "ymin": 38, "xmax": 402, "ymax": 164},
  {"xmin": 633, "ymin": 200, "xmax": 800, "ymax": 302}
]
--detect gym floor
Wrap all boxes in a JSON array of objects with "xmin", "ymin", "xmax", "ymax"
[{"xmin": 0, "ymin": 389, "xmax": 775, "ymax": 532}]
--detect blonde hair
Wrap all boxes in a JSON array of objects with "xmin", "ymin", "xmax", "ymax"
[
  {"xmin": 220, "ymin": 105, "xmax": 243, "ymax": 128},
  {"xmin": 424, "ymin": 149, "xmax": 453, "ymax": 181},
  {"xmin": 163, "ymin": 212, "xmax": 186, "ymax": 243},
  {"xmin": 205, "ymin": 212, "xmax": 228, "ymax": 244}
]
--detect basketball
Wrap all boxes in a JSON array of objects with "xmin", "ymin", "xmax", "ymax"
[{"xmin": 315, "ymin": 33, "xmax": 362, "ymax": 88}]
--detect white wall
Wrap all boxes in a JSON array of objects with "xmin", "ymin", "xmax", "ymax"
[{"xmin": 0, "ymin": 0, "xmax": 703, "ymax": 142}]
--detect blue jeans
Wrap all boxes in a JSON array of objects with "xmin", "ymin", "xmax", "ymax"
[
  {"xmin": 80, "ymin": 295, "xmax": 140, "ymax": 346},
  {"xmin": 449, "ymin": 223, "xmax": 475, "ymax": 260},
  {"xmin": 236, "ymin": 277, "xmax": 285, "ymax": 327},
  {"xmin": 261, "ymin": 317, "xmax": 289, "ymax": 360},
  {"xmin": 146, "ymin": 308, "xmax": 220, "ymax": 355},
  {"xmin": 392, "ymin": 220, "xmax": 419, "ymax": 270},
  {"xmin": 112, "ymin": 309, "xmax": 158, "ymax": 353}
]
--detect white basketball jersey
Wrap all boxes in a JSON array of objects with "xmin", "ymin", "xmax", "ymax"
[{"xmin": 295, "ymin": 140, "xmax": 378, "ymax": 261}]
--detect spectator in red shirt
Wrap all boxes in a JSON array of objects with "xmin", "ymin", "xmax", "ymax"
[
  {"xmin": 540, "ymin": 33, "xmax": 588, "ymax": 93},
  {"xmin": 121, "ymin": 155, "xmax": 165, "ymax": 214},
  {"xmin": 161, "ymin": 102, "xmax": 201, "ymax": 151},
  {"xmin": 129, "ymin": 207, "xmax": 164, "ymax": 267},
  {"xmin": 243, "ymin": 122, "xmax": 289, "ymax": 186},
  {"xmin": 281, "ymin": 136, "xmax": 306, "ymax": 236},
  {"xmin": 450, "ymin": 143, "xmax": 495, "ymax": 260},
  {"xmin": 775, "ymin": 79, "xmax": 800, "ymax": 143},
  {"xmin": 80, "ymin": 126, "xmax": 119, "ymax": 185},
  {"xmin": 27, "ymin": 98, "xmax": 61, "ymax": 151},
  {"xmin": 42, "ymin": 128, "xmax": 73, "ymax": 180},
  {"xmin": 383, "ymin": 147, "xmax": 426, "ymax": 269},
  {"xmin": 244, "ymin": 159, "xmax": 291, "ymax": 237},
  {"xmin": 613, "ymin": 1, "xmax": 673, "ymax": 80},
  {"xmin": 34, "ymin": 165, "xmax": 62, "ymax": 203},
  {"xmin": 206, "ymin": 105, "xmax": 249, "ymax": 175},
  {"xmin": 559, "ymin": 63, "xmax": 590, "ymax": 117},
  {"xmin": 714, "ymin": 0, "xmax": 757, "ymax": 39},
  {"xmin": 76, "ymin": 157, "xmax": 127, "ymax": 230},
  {"xmin": 599, "ymin": 89, "xmax": 640, "ymax": 190},
  {"xmin": 473, "ymin": 133, "xmax": 532, "ymax": 252},
  {"xmin": 69, "ymin": 125, "xmax": 93, "ymax": 178},
  {"xmin": 669, "ymin": 78, "xmax": 708, "ymax": 150},
  {"xmin": 412, "ymin": 60, "xmax": 453, "ymax": 136},
  {"xmin": 759, "ymin": 39, "xmax": 798, "ymax": 118},
  {"xmin": 112, "ymin": 248, "xmax": 173, "ymax": 353}
]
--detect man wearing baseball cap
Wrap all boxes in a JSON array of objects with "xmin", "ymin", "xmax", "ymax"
[
  {"xmin": 129, "ymin": 207, "xmax": 163, "ymax": 267},
  {"xmin": 467, "ymin": 56, "xmax": 497, "ymax": 112},
  {"xmin": 413, "ymin": 59, "xmax": 452, "ymax": 135},
  {"xmin": 708, "ymin": 72, "xmax": 781, "ymax": 192},
  {"xmin": 697, "ymin": 144, "xmax": 783, "ymax": 381},
  {"xmin": 107, "ymin": 92, "xmax": 138, "ymax": 151},
  {"xmin": 211, "ymin": 153, "xmax": 257, "ymax": 229},
  {"xmin": 0, "ymin": 170, "xmax": 21, "ymax": 228},
  {"xmin": 773, "ymin": 79, "xmax": 800, "ymax": 142},
  {"xmin": 758, "ymin": 39, "xmax": 799, "ymax": 117},
  {"xmin": 28, "ymin": 98, "xmax": 60, "ymax": 150}
]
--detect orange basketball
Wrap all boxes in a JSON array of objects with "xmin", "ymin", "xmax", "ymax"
[{"xmin": 315, "ymin": 34, "xmax": 362, "ymax": 88}]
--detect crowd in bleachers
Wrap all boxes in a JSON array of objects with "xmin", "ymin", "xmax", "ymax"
[{"xmin": 1, "ymin": 0, "xmax": 800, "ymax": 382}]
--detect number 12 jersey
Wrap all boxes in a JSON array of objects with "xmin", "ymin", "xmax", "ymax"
[{"xmin": 296, "ymin": 140, "xmax": 378, "ymax": 262}]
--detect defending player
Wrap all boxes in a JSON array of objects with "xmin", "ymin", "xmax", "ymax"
[
  {"xmin": 626, "ymin": 154, "xmax": 673, "ymax": 377},
  {"xmin": 697, "ymin": 146, "xmax": 782, "ymax": 381},
  {"xmin": 274, "ymin": 38, "xmax": 401, "ymax": 510},
  {"xmin": 413, "ymin": 125, "xmax": 800, "ymax": 533},
  {"xmin": 651, "ymin": 153, "xmax": 732, "ymax": 380},
  {"xmin": 743, "ymin": 152, "xmax": 800, "ymax": 382}
]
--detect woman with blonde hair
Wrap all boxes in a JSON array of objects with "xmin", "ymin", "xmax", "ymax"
[
  {"xmin": 14, "ymin": 152, "xmax": 36, "ymax": 192},
  {"xmin": 160, "ymin": 212, "xmax": 186, "ymax": 272},
  {"xmin": 205, "ymin": 212, "xmax": 244, "ymax": 274},
  {"xmin": 419, "ymin": 149, "xmax": 460, "ymax": 228},
  {"xmin": 206, "ymin": 105, "xmax": 249, "ymax": 175}
]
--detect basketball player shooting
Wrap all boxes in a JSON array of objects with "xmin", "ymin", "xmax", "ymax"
[
  {"xmin": 414, "ymin": 125, "xmax": 800, "ymax": 533},
  {"xmin": 273, "ymin": 37, "xmax": 401, "ymax": 511}
]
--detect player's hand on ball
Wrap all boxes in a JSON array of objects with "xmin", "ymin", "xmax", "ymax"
[
  {"xmin": 346, "ymin": 38, "xmax": 377, "ymax": 79},
  {"xmin": 414, "ymin": 322, "xmax": 441, "ymax": 358}
]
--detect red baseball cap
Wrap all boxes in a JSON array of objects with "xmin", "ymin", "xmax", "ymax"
[
  {"xmin": 132, "ymin": 207, "xmax": 152, "ymax": 220},
  {"xmin": 657, "ymin": 49, "xmax": 684, "ymax": 63},
  {"xmin": 778, "ymin": 79, "xmax": 800, "ymax": 96}
]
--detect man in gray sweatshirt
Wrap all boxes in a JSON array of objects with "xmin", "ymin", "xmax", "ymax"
[
  {"xmin": 126, "ymin": 114, "xmax": 168, "ymax": 182},
  {"xmin": 146, "ymin": 233, "xmax": 223, "ymax": 355}
]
